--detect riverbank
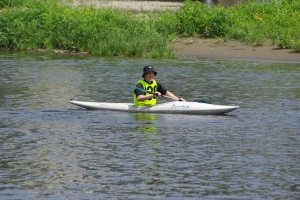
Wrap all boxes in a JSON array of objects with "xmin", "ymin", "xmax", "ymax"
[
  {"xmin": 1, "ymin": 0, "xmax": 299, "ymax": 61},
  {"xmin": 173, "ymin": 37, "xmax": 300, "ymax": 62},
  {"xmin": 24, "ymin": 37, "xmax": 300, "ymax": 63},
  {"xmin": 63, "ymin": 0, "xmax": 300, "ymax": 61}
]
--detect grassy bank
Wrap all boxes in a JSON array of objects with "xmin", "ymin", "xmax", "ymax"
[
  {"xmin": 0, "ymin": 0, "xmax": 177, "ymax": 58},
  {"xmin": 177, "ymin": 0, "xmax": 300, "ymax": 50},
  {"xmin": 0, "ymin": 0, "xmax": 299, "ymax": 58}
]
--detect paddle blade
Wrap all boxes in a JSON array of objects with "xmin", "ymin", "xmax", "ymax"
[
  {"xmin": 128, "ymin": 85, "xmax": 136, "ymax": 90},
  {"xmin": 128, "ymin": 85, "xmax": 151, "ymax": 94}
]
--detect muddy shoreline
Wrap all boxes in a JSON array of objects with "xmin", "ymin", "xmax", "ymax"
[{"xmin": 173, "ymin": 37, "xmax": 300, "ymax": 62}]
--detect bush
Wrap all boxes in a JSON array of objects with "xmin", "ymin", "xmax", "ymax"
[
  {"xmin": 0, "ymin": 0, "xmax": 27, "ymax": 7},
  {"xmin": 0, "ymin": 1, "xmax": 176, "ymax": 58},
  {"xmin": 175, "ymin": 0, "xmax": 300, "ymax": 49},
  {"xmin": 0, "ymin": 0, "xmax": 299, "ymax": 57}
]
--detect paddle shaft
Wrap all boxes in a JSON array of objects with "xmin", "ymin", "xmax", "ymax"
[
  {"xmin": 128, "ymin": 85, "xmax": 210, "ymax": 104},
  {"xmin": 129, "ymin": 86, "xmax": 180, "ymax": 101}
]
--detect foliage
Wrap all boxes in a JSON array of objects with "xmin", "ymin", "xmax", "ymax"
[
  {"xmin": 0, "ymin": 0, "xmax": 299, "ymax": 58},
  {"xmin": 175, "ymin": 1, "xmax": 209, "ymax": 36},
  {"xmin": 0, "ymin": 1, "xmax": 176, "ymax": 58},
  {"xmin": 175, "ymin": 0, "xmax": 300, "ymax": 51},
  {"xmin": 0, "ymin": 0, "xmax": 27, "ymax": 7}
]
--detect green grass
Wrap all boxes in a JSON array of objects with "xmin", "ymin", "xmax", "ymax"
[
  {"xmin": 0, "ymin": 0, "xmax": 299, "ymax": 58},
  {"xmin": 0, "ymin": 0, "xmax": 26, "ymax": 7},
  {"xmin": 0, "ymin": 0, "xmax": 176, "ymax": 58},
  {"xmin": 174, "ymin": 0, "xmax": 300, "ymax": 51}
]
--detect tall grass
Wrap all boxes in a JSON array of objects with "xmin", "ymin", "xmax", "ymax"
[
  {"xmin": 0, "ymin": 0, "xmax": 27, "ymax": 7},
  {"xmin": 0, "ymin": 0, "xmax": 299, "ymax": 58},
  {"xmin": 0, "ymin": 0, "xmax": 176, "ymax": 58},
  {"xmin": 173, "ymin": 0, "xmax": 300, "ymax": 51}
]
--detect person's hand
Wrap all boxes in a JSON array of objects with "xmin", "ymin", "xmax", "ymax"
[
  {"xmin": 153, "ymin": 92, "xmax": 162, "ymax": 98},
  {"xmin": 178, "ymin": 97, "xmax": 185, "ymax": 101}
]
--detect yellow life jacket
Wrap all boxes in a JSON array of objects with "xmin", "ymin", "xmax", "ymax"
[{"xmin": 133, "ymin": 80, "xmax": 157, "ymax": 106}]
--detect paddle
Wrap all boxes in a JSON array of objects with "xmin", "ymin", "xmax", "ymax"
[
  {"xmin": 128, "ymin": 85, "xmax": 180, "ymax": 101},
  {"xmin": 128, "ymin": 85, "xmax": 210, "ymax": 104}
]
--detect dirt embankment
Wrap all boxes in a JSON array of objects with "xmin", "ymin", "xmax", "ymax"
[{"xmin": 173, "ymin": 37, "xmax": 300, "ymax": 62}]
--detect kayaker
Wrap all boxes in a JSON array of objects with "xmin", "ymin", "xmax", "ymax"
[{"xmin": 133, "ymin": 65, "xmax": 185, "ymax": 106}]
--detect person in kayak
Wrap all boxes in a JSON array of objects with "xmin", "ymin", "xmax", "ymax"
[{"xmin": 133, "ymin": 65, "xmax": 185, "ymax": 106}]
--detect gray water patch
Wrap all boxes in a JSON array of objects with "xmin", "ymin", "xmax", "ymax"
[{"xmin": 0, "ymin": 52, "xmax": 299, "ymax": 199}]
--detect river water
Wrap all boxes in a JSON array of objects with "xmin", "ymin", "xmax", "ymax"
[{"xmin": 1, "ymin": 51, "xmax": 299, "ymax": 199}]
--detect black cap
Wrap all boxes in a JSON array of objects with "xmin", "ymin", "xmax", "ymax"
[{"xmin": 142, "ymin": 65, "xmax": 157, "ymax": 78}]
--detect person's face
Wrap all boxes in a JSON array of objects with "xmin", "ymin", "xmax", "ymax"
[{"xmin": 144, "ymin": 72, "xmax": 155, "ymax": 82}]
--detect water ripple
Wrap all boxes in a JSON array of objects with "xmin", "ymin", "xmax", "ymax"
[{"xmin": 0, "ymin": 53, "xmax": 299, "ymax": 199}]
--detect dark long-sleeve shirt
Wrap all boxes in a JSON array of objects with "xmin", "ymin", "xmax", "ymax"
[{"xmin": 135, "ymin": 81, "xmax": 167, "ymax": 97}]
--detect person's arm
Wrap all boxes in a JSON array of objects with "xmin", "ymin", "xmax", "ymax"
[
  {"xmin": 165, "ymin": 91, "xmax": 185, "ymax": 101},
  {"xmin": 157, "ymin": 83, "xmax": 185, "ymax": 101},
  {"xmin": 137, "ymin": 93, "xmax": 160, "ymax": 101},
  {"xmin": 135, "ymin": 83, "xmax": 161, "ymax": 101}
]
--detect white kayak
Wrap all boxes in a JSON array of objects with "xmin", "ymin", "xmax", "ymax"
[{"xmin": 69, "ymin": 99, "xmax": 239, "ymax": 115}]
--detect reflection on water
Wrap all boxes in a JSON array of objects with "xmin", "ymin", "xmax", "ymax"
[
  {"xmin": 134, "ymin": 113, "xmax": 158, "ymax": 134},
  {"xmin": 0, "ymin": 52, "xmax": 300, "ymax": 199},
  {"xmin": 133, "ymin": 113, "xmax": 159, "ymax": 148}
]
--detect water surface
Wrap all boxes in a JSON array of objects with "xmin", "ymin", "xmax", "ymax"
[{"xmin": 1, "ymin": 52, "xmax": 299, "ymax": 199}]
